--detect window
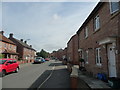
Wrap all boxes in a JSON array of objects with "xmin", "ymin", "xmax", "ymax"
[
  {"xmin": 4, "ymin": 43, "xmax": 6, "ymax": 48},
  {"xmin": 13, "ymin": 60, "xmax": 17, "ymax": 63},
  {"xmin": 110, "ymin": 1, "xmax": 119, "ymax": 14},
  {"xmin": 84, "ymin": 27, "xmax": 88, "ymax": 38},
  {"xmin": 7, "ymin": 60, "xmax": 13, "ymax": 64},
  {"xmin": 10, "ymin": 45, "xmax": 12, "ymax": 48},
  {"xmin": 94, "ymin": 15, "xmax": 100, "ymax": 31},
  {"xmin": 85, "ymin": 50, "xmax": 89, "ymax": 64},
  {"xmin": 96, "ymin": 48, "xmax": 102, "ymax": 66}
]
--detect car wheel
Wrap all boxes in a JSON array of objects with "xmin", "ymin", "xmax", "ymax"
[
  {"xmin": 15, "ymin": 67, "xmax": 19, "ymax": 73},
  {"xmin": 2, "ymin": 70, "xmax": 6, "ymax": 77}
]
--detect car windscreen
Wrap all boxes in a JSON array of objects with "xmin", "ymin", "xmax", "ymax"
[{"xmin": 0, "ymin": 60, "xmax": 7, "ymax": 64}]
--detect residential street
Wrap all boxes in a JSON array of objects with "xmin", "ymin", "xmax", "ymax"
[{"xmin": 2, "ymin": 60, "xmax": 70, "ymax": 89}]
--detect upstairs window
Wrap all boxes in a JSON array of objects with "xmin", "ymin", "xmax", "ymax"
[
  {"xmin": 110, "ymin": 1, "xmax": 119, "ymax": 14},
  {"xmin": 94, "ymin": 15, "xmax": 100, "ymax": 31},
  {"xmin": 84, "ymin": 27, "xmax": 88, "ymax": 38}
]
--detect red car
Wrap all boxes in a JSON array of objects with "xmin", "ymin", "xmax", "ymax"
[
  {"xmin": 45, "ymin": 58, "xmax": 50, "ymax": 61},
  {"xmin": 0, "ymin": 58, "xmax": 19, "ymax": 77}
]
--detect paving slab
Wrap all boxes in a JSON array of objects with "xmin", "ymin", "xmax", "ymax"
[{"xmin": 78, "ymin": 70, "xmax": 111, "ymax": 89}]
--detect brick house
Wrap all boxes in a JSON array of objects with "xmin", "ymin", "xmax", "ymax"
[
  {"xmin": 77, "ymin": 2, "xmax": 120, "ymax": 78},
  {"xmin": 50, "ymin": 48, "xmax": 67, "ymax": 61},
  {"xmin": 62, "ymin": 47, "xmax": 67, "ymax": 59},
  {"xmin": 67, "ymin": 34, "xmax": 79, "ymax": 65},
  {"xmin": 55, "ymin": 49, "xmax": 64, "ymax": 61},
  {"xmin": 0, "ymin": 31, "xmax": 18, "ymax": 59},
  {"xmin": 9, "ymin": 33, "xmax": 36, "ymax": 62}
]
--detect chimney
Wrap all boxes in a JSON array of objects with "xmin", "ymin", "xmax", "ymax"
[
  {"xmin": 9, "ymin": 33, "xmax": 13, "ymax": 38},
  {"xmin": 0, "ymin": 31, "xmax": 4, "ymax": 35},
  {"xmin": 24, "ymin": 41, "xmax": 27, "ymax": 44},
  {"xmin": 30, "ymin": 45, "xmax": 32, "ymax": 47},
  {"xmin": 20, "ymin": 39, "xmax": 23, "ymax": 42}
]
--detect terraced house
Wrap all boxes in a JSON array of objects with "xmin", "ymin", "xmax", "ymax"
[
  {"xmin": 67, "ymin": 34, "xmax": 79, "ymax": 65},
  {"xmin": 0, "ymin": 31, "xmax": 18, "ymax": 59},
  {"xmin": 9, "ymin": 33, "xmax": 36, "ymax": 62},
  {"xmin": 77, "ymin": 2, "xmax": 120, "ymax": 78}
]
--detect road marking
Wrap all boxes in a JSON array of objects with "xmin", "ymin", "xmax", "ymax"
[{"xmin": 37, "ymin": 65, "xmax": 55, "ymax": 89}]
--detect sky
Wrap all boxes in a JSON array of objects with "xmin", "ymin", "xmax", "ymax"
[{"xmin": 1, "ymin": 1, "xmax": 99, "ymax": 53}]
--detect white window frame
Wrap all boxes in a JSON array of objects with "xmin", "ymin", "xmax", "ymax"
[
  {"xmin": 85, "ymin": 50, "xmax": 89, "ymax": 64},
  {"xmin": 4, "ymin": 43, "xmax": 6, "ymax": 48},
  {"xmin": 84, "ymin": 27, "xmax": 88, "ymax": 38},
  {"xmin": 96, "ymin": 48, "xmax": 102, "ymax": 66},
  {"xmin": 94, "ymin": 15, "xmax": 100, "ymax": 31},
  {"xmin": 109, "ymin": 0, "xmax": 119, "ymax": 14}
]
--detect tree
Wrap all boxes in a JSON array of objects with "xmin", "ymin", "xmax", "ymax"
[{"xmin": 36, "ymin": 49, "xmax": 49, "ymax": 58}]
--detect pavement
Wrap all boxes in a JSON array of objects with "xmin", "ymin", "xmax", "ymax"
[{"xmin": 78, "ymin": 70, "xmax": 111, "ymax": 89}]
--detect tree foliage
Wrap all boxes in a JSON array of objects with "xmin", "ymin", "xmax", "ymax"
[{"xmin": 36, "ymin": 49, "xmax": 49, "ymax": 58}]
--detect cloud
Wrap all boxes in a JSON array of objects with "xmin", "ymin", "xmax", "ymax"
[
  {"xmin": 53, "ymin": 13, "xmax": 61, "ymax": 20},
  {"xmin": 2, "ymin": 2, "xmax": 98, "ymax": 52}
]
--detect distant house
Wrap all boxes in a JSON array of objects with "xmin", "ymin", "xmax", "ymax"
[
  {"xmin": 9, "ymin": 33, "xmax": 36, "ymax": 62},
  {"xmin": 0, "ymin": 31, "xmax": 18, "ymax": 59},
  {"xmin": 77, "ymin": 2, "xmax": 120, "ymax": 78},
  {"xmin": 67, "ymin": 34, "xmax": 79, "ymax": 64}
]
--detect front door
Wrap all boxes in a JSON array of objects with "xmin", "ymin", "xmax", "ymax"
[{"xmin": 107, "ymin": 44, "xmax": 117, "ymax": 77}]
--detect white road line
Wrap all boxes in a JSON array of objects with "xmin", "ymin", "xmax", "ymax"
[{"xmin": 37, "ymin": 65, "xmax": 55, "ymax": 89}]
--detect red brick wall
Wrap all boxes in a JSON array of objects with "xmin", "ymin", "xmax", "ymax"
[
  {"xmin": 78, "ymin": 2, "xmax": 120, "ymax": 77},
  {"xmin": 67, "ymin": 34, "xmax": 79, "ymax": 64}
]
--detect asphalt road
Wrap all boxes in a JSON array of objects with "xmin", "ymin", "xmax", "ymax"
[{"xmin": 2, "ymin": 60, "xmax": 55, "ymax": 88}]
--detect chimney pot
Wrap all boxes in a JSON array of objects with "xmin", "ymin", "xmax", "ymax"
[
  {"xmin": 0, "ymin": 31, "xmax": 4, "ymax": 35},
  {"xmin": 30, "ymin": 45, "xmax": 32, "ymax": 47},
  {"xmin": 20, "ymin": 39, "xmax": 23, "ymax": 42},
  {"xmin": 9, "ymin": 33, "xmax": 13, "ymax": 38},
  {"xmin": 24, "ymin": 41, "xmax": 27, "ymax": 44}
]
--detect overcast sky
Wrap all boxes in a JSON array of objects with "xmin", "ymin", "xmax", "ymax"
[{"xmin": 1, "ymin": 1, "xmax": 99, "ymax": 53}]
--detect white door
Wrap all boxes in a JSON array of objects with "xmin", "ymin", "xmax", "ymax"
[{"xmin": 107, "ymin": 44, "xmax": 117, "ymax": 77}]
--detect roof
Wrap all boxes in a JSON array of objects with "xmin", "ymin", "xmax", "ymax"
[
  {"xmin": 67, "ymin": 34, "xmax": 77, "ymax": 45},
  {"xmin": 0, "ymin": 34, "xmax": 16, "ymax": 45},
  {"xmin": 10, "ymin": 38, "xmax": 36, "ymax": 51},
  {"xmin": 77, "ymin": 2, "xmax": 104, "ymax": 34}
]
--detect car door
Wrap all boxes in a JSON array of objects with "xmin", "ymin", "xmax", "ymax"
[
  {"xmin": 6, "ymin": 60, "xmax": 14, "ymax": 72},
  {"xmin": 12, "ymin": 60, "xmax": 18, "ymax": 71}
]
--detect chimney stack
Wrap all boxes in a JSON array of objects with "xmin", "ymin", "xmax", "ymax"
[
  {"xmin": 0, "ymin": 31, "xmax": 4, "ymax": 35},
  {"xmin": 24, "ymin": 41, "xmax": 27, "ymax": 44},
  {"xmin": 20, "ymin": 39, "xmax": 23, "ymax": 42},
  {"xmin": 9, "ymin": 33, "xmax": 13, "ymax": 38}
]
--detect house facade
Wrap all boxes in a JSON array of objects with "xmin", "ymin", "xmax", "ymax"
[
  {"xmin": 9, "ymin": 33, "xmax": 36, "ymax": 62},
  {"xmin": 77, "ymin": 2, "xmax": 120, "ymax": 78},
  {"xmin": 67, "ymin": 34, "xmax": 79, "ymax": 65},
  {"xmin": 0, "ymin": 31, "xmax": 18, "ymax": 59}
]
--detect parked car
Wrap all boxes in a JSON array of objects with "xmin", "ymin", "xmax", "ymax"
[
  {"xmin": 45, "ymin": 58, "xmax": 50, "ymax": 61},
  {"xmin": 0, "ymin": 58, "xmax": 20, "ymax": 77},
  {"xmin": 41, "ymin": 58, "xmax": 46, "ymax": 63},
  {"xmin": 33, "ymin": 57, "xmax": 45, "ymax": 64}
]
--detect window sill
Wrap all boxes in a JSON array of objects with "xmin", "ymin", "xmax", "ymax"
[
  {"xmin": 111, "ymin": 10, "xmax": 120, "ymax": 19},
  {"xmin": 96, "ymin": 64, "xmax": 102, "ymax": 67},
  {"xmin": 93, "ymin": 28, "xmax": 100, "ymax": 34},
  {"xmin": 85, "ymin": 36, "xmax": 88, "ymax": 39}
]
